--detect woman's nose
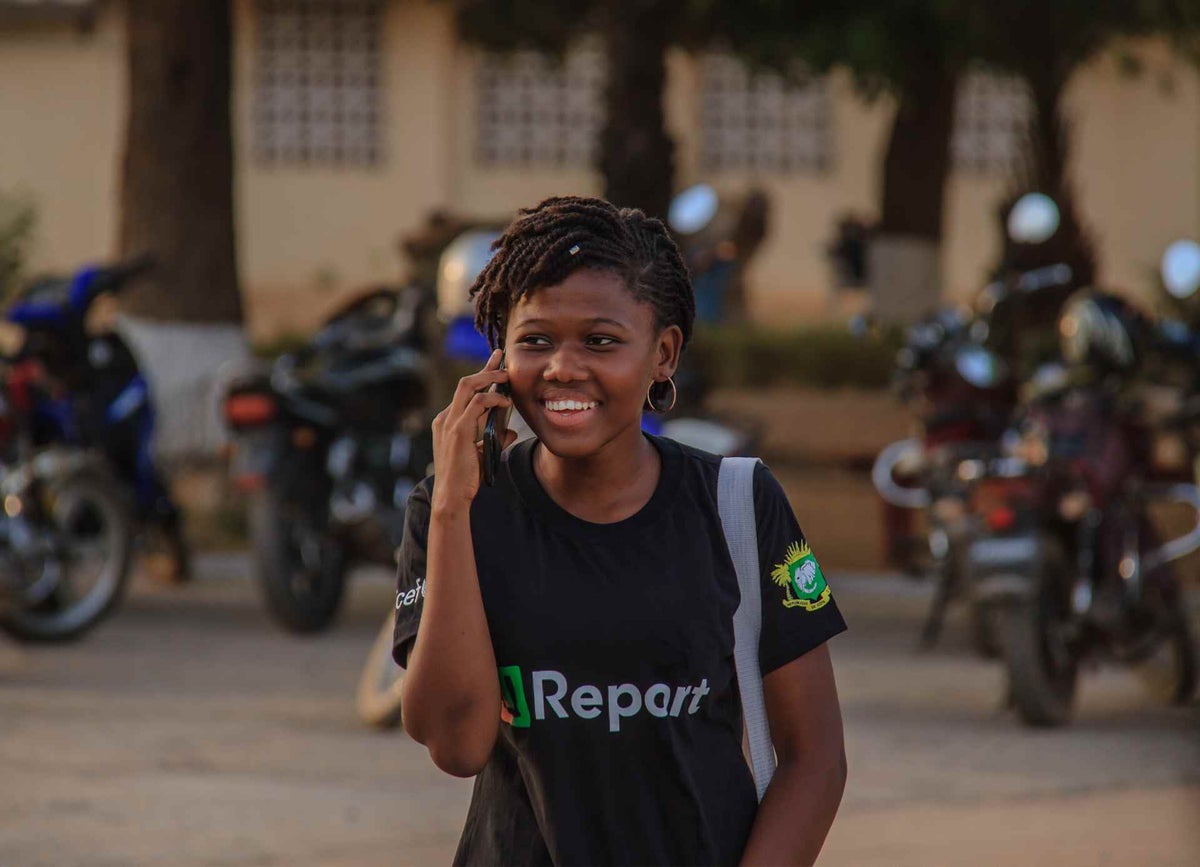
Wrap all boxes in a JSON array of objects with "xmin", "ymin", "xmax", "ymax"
[{"xmin": 542, "ymin": 346, "xmax": 587, "ymax": 382}]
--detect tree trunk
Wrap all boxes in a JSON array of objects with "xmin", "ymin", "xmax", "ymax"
[
  {"xmin": 119, "ymin": 0, "xmax": 242, "ymax": 324},
  {"xmin": 1022, "ymin": 72, "xmax": 1096, "ymax": 288},
  {"xmin": 869, "ymin": 66, "xmax": 958, "ymax": 323},
  {"xmin": 118, "ymin": 0, "xmax": 249, "ymax": 460},
  {"xmin": 879, "ymin": 69, "xmax": 958, "ymax": 240},
  {"xmin": 598, "ymin": 0, "xmax": 674, "ymax": 219}
]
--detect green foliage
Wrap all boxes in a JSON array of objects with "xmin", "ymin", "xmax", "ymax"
[
  {"xmin": 689, "ymin": 322, "xmax": 903, "ymax": 390},
  {"xmin": 0, "ymin": 192, "xmax": 36, "ymax": 300}
]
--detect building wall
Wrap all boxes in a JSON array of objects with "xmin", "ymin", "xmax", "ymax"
[
  {"xmin": 232, "ymin": 0, "xmax": 459, "ymax": 337},
  {"xmin": 0, "ymin": 3, "xmax": 125, "ymax": 274},
  {"xmin": 2, "ymin": 3, "xmax": 1198, "ymax": 339}
]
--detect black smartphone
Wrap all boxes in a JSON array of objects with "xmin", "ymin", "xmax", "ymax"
[{"xmin": 481, "ymin": 353, "xmax": 511, "ymax": 487}]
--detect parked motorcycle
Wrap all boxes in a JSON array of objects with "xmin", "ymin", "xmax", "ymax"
[
  {"xmin": 5, "ymin": 256, "xmax": 188, "ymax": 580},
  {"xmin": 873, "ymin": 193, "xmax": 1072, "ymax": 654},
  {"xmin": 967, "ymin": 290, "xmax": 1198, "ymax": 725},
  {"xmin": 0, "ymin": 258, "xmax": 166, "ymax": 640},
  {"xmin": 224, "ymin": 285, "xmax": 435, "ymax": 634}
]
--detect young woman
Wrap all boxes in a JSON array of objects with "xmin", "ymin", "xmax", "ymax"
[{"xmin": 394, "ymin": 196, "xmax": 847, "ymax": 866}]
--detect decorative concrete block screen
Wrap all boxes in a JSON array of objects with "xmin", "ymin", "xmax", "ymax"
[
  {"xmin": 254, "ymin": 0, "xmax": 383, "ymax": 167},
  {"xmin": 475, "ymin": 44, "xmax": 606, "ymax": 167},
  {"xmin": 952, "ymin": 71, "xmax": 1032, "ymax": 174},
  {"xmin": 700, "ymin": 53, "xmax": 832, "ymax": 174}
]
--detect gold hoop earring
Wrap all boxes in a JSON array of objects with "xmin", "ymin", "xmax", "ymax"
[{"xmin": 646, "ymin": 376, "xmax": 677, "ymax": 413}]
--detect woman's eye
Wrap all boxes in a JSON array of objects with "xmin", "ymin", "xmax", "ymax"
[
  {"xmin": 587, "ymin": 336, "xmax": 619, "ymax": 347},
  {"xmin": 517, "ymin": 335, "xmax": 550, "ymax": 347}
]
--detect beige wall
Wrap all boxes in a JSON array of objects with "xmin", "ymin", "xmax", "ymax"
[
  {"xmin": 0, "ymin": 3, "xmax": 125, "ymax": 274},
  {"xmin": 3, "ymin": 3, "xmax": 1199, "ymax": 338},
  {"xmin": 232, "ymin": 0, "xmax": 459, "ymax": 337}
]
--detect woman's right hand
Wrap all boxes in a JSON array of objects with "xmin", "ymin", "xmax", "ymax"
[{"xmin": 430, "ymin": 348, "xmax": 513, "ymax": 512}]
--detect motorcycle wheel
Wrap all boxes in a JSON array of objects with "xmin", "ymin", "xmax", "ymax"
[
  {"xmin": 1001, "ymin": 535, "xmax": 1079, "ymax": 727},
  {"xmin": 251, "ymin": 485, "xmax": 347, "ymax": 634},
  {"xmin": 356, "ymin": 609, "xmax": 406, "ymax": 729},
  {"xmin": 0, "ymin": 473, "xmax": 134, "ymax": 642}
]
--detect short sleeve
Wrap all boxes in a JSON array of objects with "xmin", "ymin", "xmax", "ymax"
[
  {"xmin": 392, "ymin": 476, "xmax": 433, "ymax": 667},
  {"xmin": 752, "ymin": 463, "xmax": 847, "ymax": 675}
]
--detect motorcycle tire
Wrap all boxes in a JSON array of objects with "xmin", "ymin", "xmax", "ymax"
[
  {"xmin": 1000, "ymin": 535, "xmax": 1079, "ymax": 727},
  {"xmin": 356, "ymin": 609, "xmax": 406, "ymax": 730},
  {"xmin": 251, "ymin": 486, "xmax": 348, "ymax": 634},
  {"xmin": 0, "ymin": 473, "xmax": 134, "ymax": 643}
]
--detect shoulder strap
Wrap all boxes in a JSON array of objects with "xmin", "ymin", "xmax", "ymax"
[{"xmin": 717, "ymin": 456, "xmax": 776, "ymax": 801}]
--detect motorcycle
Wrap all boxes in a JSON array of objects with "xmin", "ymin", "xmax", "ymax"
[
  {"xmin": 0, "ymin": 257, "xmax": 166, "ymax": 640},
  {"xmin": 967, "ymin": 291, "xmax": 1198, "ymax": 725},
  {"xmin": 872, "ymin": 193, "xmax": 1072, "ymax": 654},
  {"xmin": 4, "ymin": 256, "xmax": 188, "ymax": 581},
  {"xmin": 223, "ymin": 284, "xmax": 436, "ymax": 634}
]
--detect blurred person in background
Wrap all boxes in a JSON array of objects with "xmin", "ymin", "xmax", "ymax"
[{"xmin": 392, "ymin": 196, "xmax": 847, "ymax": 866}]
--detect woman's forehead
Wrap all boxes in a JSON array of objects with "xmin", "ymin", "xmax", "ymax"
[{"xmin": 509, "ymin": 269, "xmax": 653, "ymax": 328}]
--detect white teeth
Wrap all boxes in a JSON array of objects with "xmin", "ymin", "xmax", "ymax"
[{"xmin": 545, "ymin": 399, "xmax": 597, "ymax": 412}]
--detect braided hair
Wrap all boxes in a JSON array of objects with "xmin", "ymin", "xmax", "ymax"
[{"xmin": 469, "ymin": 196, "xmax": 695, "ymax": 356}]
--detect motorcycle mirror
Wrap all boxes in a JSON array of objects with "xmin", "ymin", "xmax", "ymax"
[
  {"xmin": 1007, "ymin": 193, "xmax": 1060, "ymax": 245},
  {"xmin": 436, "ymin": 229, "xmax": 501, "ymax": 322},
  {"xmin": 954, "ymin": 345, "xmax": 1006, "ymax": 389},
  {"xmin": 668, "ymin": 184, "xmax": 719, "ymax": 235},
  {"xmin": 1161, "ymin": 239, "xmax": 1200, "ymax": 300}
]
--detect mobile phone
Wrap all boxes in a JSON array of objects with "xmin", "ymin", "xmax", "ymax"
[{"xmin": 481, "ymin": 353, "xmax": 511, "ymax": 487}]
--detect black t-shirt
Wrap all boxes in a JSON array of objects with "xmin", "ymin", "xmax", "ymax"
[{"xmin": 393, "ymin": 434, "xmax": 847, "ymax": 866}]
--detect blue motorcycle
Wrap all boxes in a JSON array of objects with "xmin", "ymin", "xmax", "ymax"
[{"xmin": 0, "ymin": 256, "xmax": 187, "ymax": 639}]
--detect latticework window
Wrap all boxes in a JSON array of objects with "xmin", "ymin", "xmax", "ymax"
[
  {"xmin": 254, "ymin": 0, "xmax": 383, "ymax": 167},
  {"xmin": 701, "ymin": 53, "xmax": 831, "ymax": 174},
  {"xmin": 952, "ymin": 71, "xmax": 1032, "ymax": 173},
  {"xmin": 475, "ymin": 45, "xmax": 606, "ymax": 167}
]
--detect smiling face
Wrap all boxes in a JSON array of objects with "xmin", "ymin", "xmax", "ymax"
[{"xmin": 503, "ymin": 268, "xmax": 682, "ymax": 460}]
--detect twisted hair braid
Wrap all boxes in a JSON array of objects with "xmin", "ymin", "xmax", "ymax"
[{"xmin": 469, "ymin": 196, "xmax": 695, "ymax": 355}]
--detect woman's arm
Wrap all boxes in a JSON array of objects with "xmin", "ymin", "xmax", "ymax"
[
  {"xmin": 400, "ymin": 351, "xmax": 513, "ymax": 777},
  {"xmin": 739, "ymin": 644, "xmax": 847, "ymax": 866}
]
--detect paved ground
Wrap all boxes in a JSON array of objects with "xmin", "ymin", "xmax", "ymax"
[{"xmin": 1, "ymin": 555, "xmax": 1197, "ymax": 867}]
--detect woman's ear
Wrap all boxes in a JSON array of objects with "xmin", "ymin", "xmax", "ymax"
[{"xmin": 654, "ymin": 324, "xmax": 684, "ymax": 381}]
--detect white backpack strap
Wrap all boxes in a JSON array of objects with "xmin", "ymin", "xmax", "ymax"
[{"xmin": 718, "ymin": 456, "xmax": 776, "ymax": 801}]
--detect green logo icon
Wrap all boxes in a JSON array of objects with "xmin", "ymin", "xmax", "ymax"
[
  {"xmin": 498, "ymin": 665, "xmax": 530, "ymax": 728},
  {"xmin": 771, "ymin": 541, "xmax": 831, "ymax": 611}
]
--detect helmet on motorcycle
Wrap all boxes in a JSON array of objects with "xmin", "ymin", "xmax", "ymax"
[
  {"xmin": 437, "ymin": 230, "xmax": 501, "ymax": 322},
  {"xmin": 1058, "ymin": 291, "xmax": 1144, "ymax": 372}
]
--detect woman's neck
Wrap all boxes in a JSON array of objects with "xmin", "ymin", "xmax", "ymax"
[{"xmin": 533, "ymin": 426, "xmax": 661, "ymax": 524}]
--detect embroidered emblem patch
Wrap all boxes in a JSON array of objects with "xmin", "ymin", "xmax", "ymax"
[{"xmin": 771, "ymin": 541, "xmax": 830, "ymax": 611}]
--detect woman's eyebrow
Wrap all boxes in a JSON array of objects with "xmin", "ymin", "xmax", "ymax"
[{"xmin": 512, "ymin": 316, "xmax": 630, "ymax": 330}]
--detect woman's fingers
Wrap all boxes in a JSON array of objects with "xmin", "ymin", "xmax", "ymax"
[
  {"xmin": 451, "ymin": 389, "xmax": 506, "ymax": 434},
  {"xmin": 448, "ymin": 350, "xmax": 508, "ymax": 419}
]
